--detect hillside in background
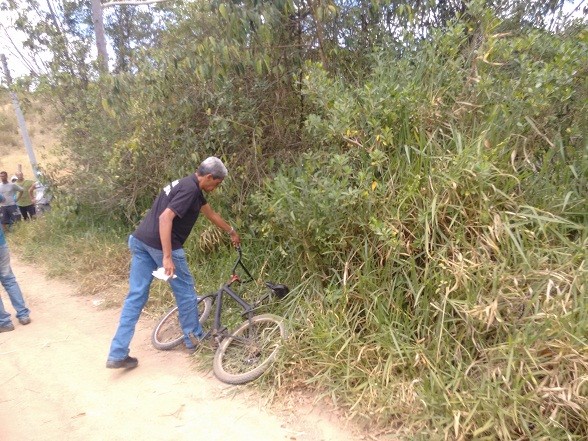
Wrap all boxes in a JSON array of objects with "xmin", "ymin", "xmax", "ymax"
[{"xmin": 0, "ymin": 89, "xmax": 59, "ymax": 177}]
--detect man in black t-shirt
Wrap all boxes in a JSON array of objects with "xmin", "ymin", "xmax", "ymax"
[{"xmin": 106, "ymin": 157, "xmax": 240, "ymax": 369}]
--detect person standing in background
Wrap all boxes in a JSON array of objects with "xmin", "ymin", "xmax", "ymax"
[
  {"xmin": 0, "ymin": 172, "xmax": 23, "ymax": 232},
  {"xmin": 15, "ymin": 172, "xmax": 36, "ymax": 220},
  {"xmin": 29, "ymin": 172, "xmax": 52, "ymax": 215}
]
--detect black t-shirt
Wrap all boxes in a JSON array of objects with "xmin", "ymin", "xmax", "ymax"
[{"xmin": 133, "ymin": 174, "xmax": 207, "ymax": 250}]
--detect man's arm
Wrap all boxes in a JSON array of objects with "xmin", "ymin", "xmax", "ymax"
[
  {"xmin": 159, "ymin": 208, "xmax": 177, "ymax": 277},
  {"xmin": 200, "ymin": 204, "xmax": 241, "ymax": 246},
  {"xmin": 29, "ymin": 183, "xmax": 36, "ymax": 201},
  {"xmin": 14, "ymin": 184, "xmax": 23, "ymax": 202}
]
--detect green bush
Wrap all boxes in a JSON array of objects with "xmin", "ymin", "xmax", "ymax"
[
  {"xmin": 17, "ymin": 2, "xmax": 587, "ymax": 439},
  {"xmin": 247, "ymin": 22, "xmax": 587, "ymax": 438}
]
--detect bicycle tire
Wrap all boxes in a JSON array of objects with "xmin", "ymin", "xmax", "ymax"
[
  {"xmin": 213, "ymin": 313, "xmax": 287, "ymax": 385},
  {"xmin": 151, "ymin": 296, "xmax": 213, "ymax": 350}
]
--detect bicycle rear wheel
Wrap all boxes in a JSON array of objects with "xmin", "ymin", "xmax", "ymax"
[
  {"xmin": 213, "ymin": 313, "xmax": 287, "ymax": 385},
  {"xmin": 151, "ymin": 296, "xmax": 213, "ymax": 350}
]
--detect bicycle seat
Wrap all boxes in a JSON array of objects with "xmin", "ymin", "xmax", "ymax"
[{"xmin": 266, "ymin": 282, "xmax": 290, "ymax": 299}]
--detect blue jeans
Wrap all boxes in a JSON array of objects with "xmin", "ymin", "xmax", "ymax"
[
  {"xmin": 0, "ymin": 244, "xmax": 30, "ymax": 327},
  {"xmin": 107, "ymin": 235, "xmax": 204, "ymax": 362}
]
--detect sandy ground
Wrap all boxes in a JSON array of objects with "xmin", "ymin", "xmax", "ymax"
[{"xmin": 0, "ymin": 254, "xmax": 365, "ymax": 441}]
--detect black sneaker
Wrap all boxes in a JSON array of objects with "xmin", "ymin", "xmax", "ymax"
[
  {"xmin": 0, "ymin": 324, "xmax": 15, "ymax": 333},
  {"xmin": 106, "ymin": 355, "xmax": 139, "ymax": 369}
]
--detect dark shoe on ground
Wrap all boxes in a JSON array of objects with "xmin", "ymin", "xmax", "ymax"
[
  {"xmin": 18, "ymin": 316, "xmax": 31, "ymax": 325},
  {"xmin": 106, "ymin": 355, "xmax": 139, "ymax": 369},
  {"xmin": 0, "ymin": 324, "xmax": 15, "ymax": 333}
]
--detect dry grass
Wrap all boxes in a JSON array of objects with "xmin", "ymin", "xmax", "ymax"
[{"xmin": 0, "ymin": 95, "xmax": 60, "ymax": 176}]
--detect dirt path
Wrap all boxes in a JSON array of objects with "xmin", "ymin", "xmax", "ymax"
[{"xmin": 0, "ymin": 254, "xmax": 363, "ymax": 441}]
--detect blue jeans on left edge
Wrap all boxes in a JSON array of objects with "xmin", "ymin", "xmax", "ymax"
[
  {"xmin": 107, "ymin": 235, "xmax": 204, "ymax": 362},
  {"xmin": 0, "ymin": 244, "xmax": 30, "ymax": 327}
]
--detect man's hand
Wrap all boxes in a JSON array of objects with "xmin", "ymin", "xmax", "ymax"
[
  {"xmin": 162, "ymin": 255, "xmax": 175, "ymax": 278},
  {"xmin": 229, "ymin": 230, "xmax": 241, "ymax": 247}
]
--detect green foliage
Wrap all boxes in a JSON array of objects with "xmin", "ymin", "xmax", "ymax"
[
  {"xmin": 251, "ymin": 145, "xmax": 586, "ymax": 437},
  {"xmin": 103, "ymin": 5, "xmax": 159, "ymax": 74},
  {"xmin": 248, "ymin": 20, "xmax": 587, "ymax": 439},
  {"xmin": 1, "ymin": 0, "xmax": 95, "ymax": 85},
  {"xmin": 9, "ymin": 0, "xmax": 588, "ymax": 438},
  {"xmin": 43, "ymin": 0, "xmax": 311, "ymax": 223}
]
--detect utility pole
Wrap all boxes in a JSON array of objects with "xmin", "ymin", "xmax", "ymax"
[{"xmin": 0, "ymin": 54, "xmax": 38, "ymax": 178}]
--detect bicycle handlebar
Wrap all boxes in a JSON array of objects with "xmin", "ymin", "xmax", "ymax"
[{"xmin": 230, "ymin": 246, "xmax": 254, "ymax": 283}]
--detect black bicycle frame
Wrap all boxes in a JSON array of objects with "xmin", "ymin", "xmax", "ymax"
[{"xmin": 210, "ymin": 247, "xmax": 256, "ymax": 334}]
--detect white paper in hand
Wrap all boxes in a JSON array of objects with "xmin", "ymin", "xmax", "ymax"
[{"xmin": 152, "ymin": 267, "xmax": 177, "ymax": 282}]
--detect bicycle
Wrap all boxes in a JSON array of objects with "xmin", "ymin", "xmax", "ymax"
[{"xmin": 151, "ymin": 247, "xmax": 290, "ymax": 385}]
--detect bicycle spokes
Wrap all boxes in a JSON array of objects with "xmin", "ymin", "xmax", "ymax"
[
  {"xmin": 159, "ymin": 312, "xmax": 181, "ymax": 343},
  {"xmin": 226, "ymin": 323, "xmax": 280, "ymax": 369},
  {"xmin": 213, "ymin": 314, "xmax": 286, "ymax": 384}
]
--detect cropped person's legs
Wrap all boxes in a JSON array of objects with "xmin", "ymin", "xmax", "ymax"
[
  {"xmin": 19, "ymin": 205, "xmax": 35, "ymax": 220},
  {"xmin": 0, "ymin": 207, "xmax": 11, "ymax": 232},
  {"xmin": 0, "ymin": 244, "xmax": 30, "ymax": 321},
  {"xmin": 0, "ymin": 296, "xmax": 14, "ymax": 330}
]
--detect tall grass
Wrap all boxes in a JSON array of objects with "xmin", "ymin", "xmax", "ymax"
[
  {"xmin": 9, "ymin": 213, "xmax": 130, "ymax": 302},
  {"xmin": 247, "ymin": 27, "xmax": 587, "ymax": 435},
  {"xmin": 9, "ymin": 11, "xmax": 587, "ymax": 441},
  {"xmin": 250, "ymin": 133, "xmax": 586, "ymax": 437}
]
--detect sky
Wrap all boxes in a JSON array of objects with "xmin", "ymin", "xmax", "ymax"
[
  {"xmin": 0, "ymin": 6, "xmax": 100, "ymax": 84},
  {"xmin": 0, "ymin": 10, "xmax": 47, "ymax": 83}
]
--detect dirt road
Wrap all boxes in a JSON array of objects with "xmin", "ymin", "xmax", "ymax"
[{"xmin": 0, "ymin": 254, "xmax": 361, "ymax": 441}]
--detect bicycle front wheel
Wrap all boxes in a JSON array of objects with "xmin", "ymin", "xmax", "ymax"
[
  {"xmin": 151, "ymin": 296, "xmax": 213, "ymax": 350},
  {"xmin": 213, "ymin": 313, "xmax": 287, "ymax": 385}
]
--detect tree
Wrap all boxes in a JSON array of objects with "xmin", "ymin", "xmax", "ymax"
[
  {"xmin": 91, "ymin": 0, "xmax": 109, "ymax": 72},
  {"xmin": 103, "ymin": 4, "xmax": 158, "ymax": 73},
  {"xmin": 0, "ymin": 0, "xmax": 94, "ymax": 84}
]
